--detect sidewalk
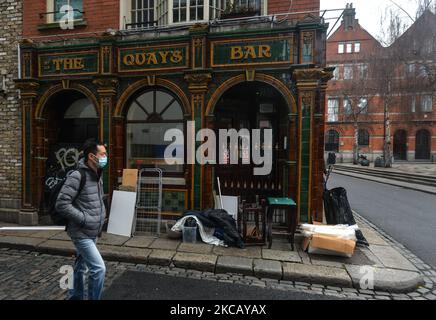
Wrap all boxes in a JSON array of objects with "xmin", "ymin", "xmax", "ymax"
[
  {"xmin": 336, "ymin": 162, "xmax": 436, "ymax": 176},
  {"xmin": 0, "ymin": 212, "xmax": 431, "ymax": 297},
  {"xmin": 333, "ymin": 164, "xmax": 436, "ymax": 195}
]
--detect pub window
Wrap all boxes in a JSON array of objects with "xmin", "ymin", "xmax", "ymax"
[
  {"xmin": 346, "ymin": 43, "xmax": 353, "ymax": 53},
  {"xmin": 131, "ymin": 0, "xmax": 156, "ymax": 28},
  {"xmin": 173, "ymin": 0, "xmax": 188, "ymax": 23},
  {"xmin": 338, "ymin": 43, "xmax": 344, "ymax": 54},
  {"xmin": 232, "ymin": 0, "xmax": 262, "ymax": 13},
  {"xmin": 209, "ymin": 0, "xmax": 225, "ymax": 19},
  {"xmin": 120, "ymin": 0, "xmax": 264, "ymax": 28},
  {"xmin": 121, "ymin": 0, "xmax": 166, "ymax": 28},
  {"xmin": 157, "ymin": 0, "xmax": 169, "ymax": 25},
  {"xmin": 48, "ymin": 0, "xmax": 83, "ymax": 22},
  {"xmin": 126, "ymin": 88, "xmax": 185, "ymax": 173},
  {"xmin": 190, "ymin": 0, "xmax": 204, "ymax": 21},
  {"xmin": 358, "ymin": 129, "xmax": 370, "ymax": 146}
]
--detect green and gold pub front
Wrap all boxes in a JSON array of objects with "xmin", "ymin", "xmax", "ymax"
[{"xmin": 15, "ymin": 17, "xmax": 333, "ymax": 227}]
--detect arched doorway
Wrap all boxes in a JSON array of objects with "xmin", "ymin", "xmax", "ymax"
[
  {"xmin": 325, "ymin": 129, "xmax": 340, "ymax": 153},
  {"xmin": 394, "ymin": 130, "xmax": 408, "ymax": 160},
  {"xmin": 43, "ymin": 90, "xmax": 99, "ymax": 173},
  {"xmin": 39, "ymin": 90, "xmax": 99, "ymax": 214},
  {"xmin": 213, "ymin": 81, "xmax": 291, "ymax": 203},
  {"xmin": 415, "ymin": 129, "xmax": 431, "ymax": 160}
]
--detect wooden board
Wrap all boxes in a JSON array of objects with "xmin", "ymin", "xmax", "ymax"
[
  {"xmin": 122, "ymin": 169, "xmax": 138, "ymax": 188},
  {"xmin": 107, "ymin": 190, "xmax": 137, "ymax": 237}
]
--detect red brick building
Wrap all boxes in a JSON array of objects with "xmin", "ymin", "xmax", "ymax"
[
  {"xmin": 7, "ymin": 0, "xmax": 332, "ymax": 227},
  {"xmin": 325, "ymin": 4, "xmax": 436, "ymax": 163}
]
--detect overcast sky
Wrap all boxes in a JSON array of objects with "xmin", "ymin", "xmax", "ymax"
[{"xmin": 320, "ymin": 0, "xmax": 423, "ymax": 39}]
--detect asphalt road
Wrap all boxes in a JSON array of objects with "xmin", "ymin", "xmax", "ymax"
[
  {"xmin": 102, "ymin": 271, "xmax": 335, "ymax": 300},
  {"xmin": 328, "ymin": 173, "xmax": 436, "ymax": 267}
]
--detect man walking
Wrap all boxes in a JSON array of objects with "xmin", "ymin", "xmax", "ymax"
[{"xmin": 55, "ymin": 138, "xmax": 108, "ymax": 300}]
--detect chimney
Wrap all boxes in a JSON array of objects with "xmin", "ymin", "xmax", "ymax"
[{"xmin": 343, "ymin": 3, "xmax": 356, "ymax": 30}]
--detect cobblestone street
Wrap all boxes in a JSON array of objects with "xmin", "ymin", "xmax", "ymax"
[{"xmin": 1, "ymin": 230, "xmax": 436, "ymax": 301}]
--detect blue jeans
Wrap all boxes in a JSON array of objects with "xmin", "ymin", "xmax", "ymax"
[{"xmin": 69, "ymin": 238, "xmax": 106, "ymax": 300}]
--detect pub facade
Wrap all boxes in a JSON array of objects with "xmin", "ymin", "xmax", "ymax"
[{"xmin": 13, "ymin": 0, "xmax": 332, "ymax": 226}]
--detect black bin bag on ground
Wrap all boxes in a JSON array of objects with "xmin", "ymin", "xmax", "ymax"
[
  {"xmin": 182, "ymin": 209, "xmax": 245, "ymax": 249},
  {"xmin": 323, "ymin": 187, "xmax": 369, "ymax": 247}
]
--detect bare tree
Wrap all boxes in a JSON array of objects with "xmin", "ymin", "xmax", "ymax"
[
  {"xmin": 341, "ymin": 54, "xmax": 378, "ymax": 164},
  {"xmin": 371, "ymin": 4, "xmax": 436, "ymax": 166}
]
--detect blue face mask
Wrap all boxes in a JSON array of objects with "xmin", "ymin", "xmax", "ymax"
[{"xmin": 93, "ymin": 155, "xmax": 108, "ymax": 169}]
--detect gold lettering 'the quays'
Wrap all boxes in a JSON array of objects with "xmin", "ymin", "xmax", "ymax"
[
  {"xmin": 52, "ymin": 58, "xmax": 85, "ymax": 71},
  {"xmin": 123, "ymin": 50, "xmax": 184, "ymax": 67},
  {"xmin": 230, "ymin": 45, "xmax": 272, "ymax": 60}
]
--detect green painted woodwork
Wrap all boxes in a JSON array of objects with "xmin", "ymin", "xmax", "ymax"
[
  {"xmin": 39, "ymin": 52, "xmax": 99, "ymax": 76},
  {"xmin": 299, "ymin": 102, "xmax": 312, "ymax": 223},
  {"xmin": 212, "ymin": 38, "xmax": 293, "ymax": 67},
  {"xmin": 119, "ymin": 45, "xmax": 188, "ymax": 72}
]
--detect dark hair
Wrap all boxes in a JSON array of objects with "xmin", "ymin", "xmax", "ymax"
[{"xmin": 80, "ymin": 138, "xmax": 105, "ymax": 163}]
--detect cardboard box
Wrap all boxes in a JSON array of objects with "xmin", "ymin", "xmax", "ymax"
[
  {"xmin": 302, "ymin": 234, "xmax": 356, "ymax": 258},
  {"xmin": 122, "ymin": 169, "xmax": 138, "ymax": 188}
]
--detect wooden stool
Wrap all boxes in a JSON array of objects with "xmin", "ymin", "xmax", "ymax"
[
  {"xmin": 238, "ymin": 200, "xmax": 267, "ymax": 245},
  {"xmin": 266, "ymin": 197, "xmax": 297, "ymax": 250}
]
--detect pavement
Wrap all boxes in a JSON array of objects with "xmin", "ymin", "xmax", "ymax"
[
  {"xmin": 0, "ymin": 211, "xmax": 433, "ymax": 298},
  {"xmin": 329, "ymin": 173, "xmax": 436, "ymax": 267},
  {"xmin": 332, "ymin": 163, "xmax": 436, "ymax": 195}
]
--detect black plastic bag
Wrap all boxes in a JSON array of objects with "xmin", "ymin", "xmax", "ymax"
[{"xmin": 323, "ymin": 187, "xmax": 369, "ymax": 246}]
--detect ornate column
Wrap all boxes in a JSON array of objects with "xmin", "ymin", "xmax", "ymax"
[
  {"xmin": 93, "ymin": 76, "xmax": 118, "ymax": 197},
  {"xmin": 292, "ymin": 67, "xmax": 334, "ymax": 223},
  {"xmin": 184, "ymin": 72, "xmax": 212, "ymax": 210},
  {"xmin": 15, "ymin": 80, "xmax": 40, "ymax": 225},
  {"xmin": 293, "ymin": 68, "xmax": 331, "ymax": 223},
  {"xmin": 314, "ymin": 68, "xmax": 334, "ymax": 222}
]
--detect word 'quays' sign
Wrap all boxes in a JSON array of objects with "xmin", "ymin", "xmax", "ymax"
[
  {"xmin": 39, "ymin": 51, "xmax": 99, "ymax": 77},
  {"xmin": 211, "ymin": 37, "xmax": 293, "ymax": 67},
  {"xmin": 118, "ymin": 44, "xmax": 189, "ymax": 72}
]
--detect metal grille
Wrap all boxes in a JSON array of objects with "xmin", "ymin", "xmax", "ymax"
[{"xmin": 134, "ymin": 168, "xmax": 163, "ymax": 236}]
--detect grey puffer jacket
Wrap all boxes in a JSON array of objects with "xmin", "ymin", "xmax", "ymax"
[{"xmin": 55, "ymin": 158, "xmax": 106, "ymax": 239}]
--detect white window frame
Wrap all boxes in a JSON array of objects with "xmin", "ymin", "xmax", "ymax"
[
  {"xmin": 407, "ymin": 63, "xmax": 416, "ymax": 75},
  {"xmin": 338, "ymin": 43, "xmax": 344, "ymax": 54},
  {"xmin": 358, "ymin": 97, "xmax": 368, "ymax": 114},
  {"xmin": 421, "ymin": 95, "xmax": 433, "ymax": 112},
  {"xmin": 327, "ymin": 98, "xmax": 339, "ymax": 122},
  {"xmin": 346, "ymin": 42, "xmax": 353, "ymax": 53},
  {"xmin": 120, "ymin": 0, "xmax": 265, "ymax": 29},
  {"xmin": 46, "ymin": 0, "xmax": 84, "ymax": 23},
  {"xmin": 209, "ymin": 0, "xmax": 226, "ymax": 20},
  {"xmin": 344, "ymin": 65, "xmax": 353, "ymax": 80},
  {"xmin": 358, "ymin": 64, "xmax": 368, "ymax": 79},
  {"xmin": 332, "ymin": 65, "xmax": 340, "ymax": 80},
  {"xmin": 354, "ymin": 42, "xmax": 361, "ymax": 53},
  {"xmin": 411, "ymin": 96, "xmax": 416, "ymax": 112},
  {"xmin": 344, "ymin": 98, "xmax": 352, "ymax": 115}
]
